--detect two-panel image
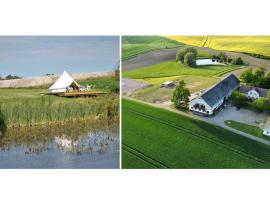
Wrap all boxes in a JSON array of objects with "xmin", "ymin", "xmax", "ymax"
[{"xmin": 1, "ymin": 36, "xmax": 270, "ymax": 169}]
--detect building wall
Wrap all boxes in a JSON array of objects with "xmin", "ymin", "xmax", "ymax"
[
  {"xmin": 189, "ymin": 97, "xmax": 213, "ymax": 115},
  {"xmin": 247, "ymin": 89, "xmax": 260, "ymax": 100}
]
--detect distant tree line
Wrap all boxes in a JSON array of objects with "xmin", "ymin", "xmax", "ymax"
[
  {"xmin": 0, "ymin": 74, "xmax": 21, "ymax": 80},
  {"xmin": 212, "ymin": 52, "xmax": 243, "ymax": 65},
  {"xmin": 240, "ymin": 67, "xmax": 270, "ymax": 89}
]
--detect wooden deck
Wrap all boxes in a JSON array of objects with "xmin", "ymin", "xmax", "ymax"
[{"xmin": 54, "ymin": 91, "xmax": 107, "ymax": 97}]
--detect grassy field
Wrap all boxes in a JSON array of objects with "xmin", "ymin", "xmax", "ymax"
[
  {"xmin": 122, "ymin": 98, "xmax": 270, "ymax": 168},
  {"xmin": 166, "ymin": 36, "xmax": 270, "ymax": 57},
  {"xmin": 123, "ymin": 61, "xmax": 240, "ymax": 102},
  {"xmin": 122, "ymin": 61, "xmax": 239, "ymax": 79},
  {"xmin": 224, "ymin": 120, "xmax": 270, "ymax": 141},
  {"xmin": 130, "ymin": 75, "xmax": 218, "ymax": 103},
  {"xmin": 122, "ymin": 36, "xmax": 182, "ymax": 61},
  {"xmin": 0, "ymin": 76, "xmax": 119, "ymax": 129},
  {"xmin": 78, "ymin": 76, "xmax": 119, "ymax": 93}
]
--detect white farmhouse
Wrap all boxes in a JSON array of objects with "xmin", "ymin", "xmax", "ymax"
[
  {"xmin": 239, "ymin": 85, "xmax": 268, "ymax": 100},
  {"xmin": 189, "ymin": 74, "xmax": 240, "ymax": 116},
  {"xmin": 49, "ymin": 71, "xmax": 81, "ymax": 93}
]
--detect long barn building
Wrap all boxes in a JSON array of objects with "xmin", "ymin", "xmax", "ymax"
[{"xmin": 189, "ymin": 74, "xmax": 240, "ymax": 116}]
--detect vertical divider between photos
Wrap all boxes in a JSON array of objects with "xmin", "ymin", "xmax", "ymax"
[{"xmin": 119, "ymin": 35, "xmax": 122, "ymax": 169}]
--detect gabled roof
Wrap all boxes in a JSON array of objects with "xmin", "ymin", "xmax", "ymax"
[
  {"xmin": 49, "ymin": 71, "xmax": 80, "ymax": 90},
  {"xmin": 200, "ymin": 74, "xmax": 240, "ymax": 107},
  {"xmin": 239, "ymin": 85, "xmax": 268, "ymax": 98}
]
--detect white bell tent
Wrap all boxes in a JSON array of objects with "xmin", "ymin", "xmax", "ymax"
[{"xmin": 49, "ymin": 71, "xmax": 81, "ymax": 93}]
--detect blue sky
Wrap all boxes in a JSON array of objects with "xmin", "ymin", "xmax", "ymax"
[{"xmin": 0, "ymin": 36, "xmax": 119, "ymax": 77}]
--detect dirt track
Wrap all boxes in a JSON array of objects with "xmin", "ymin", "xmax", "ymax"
[
  {"xmin": 122, "ymin": 48, "xmax": 178, "ymax": 71},
  {"xmin": 122, "ymin": 46, "xmax": 270, "ymax": 77},
  {"xmin": 0, "ymin": 71, "xmax": 114, "ymax": 88}
]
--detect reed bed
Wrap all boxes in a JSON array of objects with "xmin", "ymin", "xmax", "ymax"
[{"xmin": 0, "ymin": 93, "xmax": 119, "ymax": 128}]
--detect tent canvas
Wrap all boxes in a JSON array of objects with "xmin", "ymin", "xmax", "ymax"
[{"xmin": 49, "ymin": 71, "xmax": 80, "ymax": 93}]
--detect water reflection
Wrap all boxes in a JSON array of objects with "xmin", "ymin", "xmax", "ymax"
[{"xmin": 0, "ymin": 120, "xmax": 119, "ymax": 168}]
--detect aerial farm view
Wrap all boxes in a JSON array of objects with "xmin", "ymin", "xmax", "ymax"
[
  {"xmin": 0, "ymin": 36, "xmax": 120, "ymax": 168},
  {"xmin": 122, "ymin": 36, "xmax": 270, "ymax": 168}
]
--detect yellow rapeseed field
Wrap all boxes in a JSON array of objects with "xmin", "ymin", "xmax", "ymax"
[{"xmin": 165, "ymin": 36, "xmax": 270, "ymax": 57}]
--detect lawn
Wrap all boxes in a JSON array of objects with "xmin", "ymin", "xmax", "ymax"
[
  {"xmin": 0, "ymin": 76, "xmax": 119, "ymax": 129},
  {"xmin": 130, "ymin": 75, "xmax": 219, "ymax": 103},
  {"xmin": 166, "ymin": 36, "xmax": 270, "ymax": 58},
  {"xmin": 224, "ymin": 120, "xmax": 270, "ymax": 141},
  {"xmin": 122, "ymin": 36, "xmax": 182, "ymax": 61},
  {"xmin": 122, "ymin": 98, "xmax": 270, "ymax": 168},
  {"xmin": 122, "ymin": 61, "xmax": 240, "ymax": 79}
]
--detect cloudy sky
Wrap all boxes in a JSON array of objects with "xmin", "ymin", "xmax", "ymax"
[{"xmin": 0, "ymin": 36, "xmax": 119, "ymax": 77}]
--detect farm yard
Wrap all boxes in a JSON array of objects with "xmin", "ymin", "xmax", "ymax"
[{"xmin": 122, "ymin": 99, "xmax": 270, "ymax": 168}]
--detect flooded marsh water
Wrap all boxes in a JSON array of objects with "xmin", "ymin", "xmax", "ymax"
[{"xmin": 0, "ymin": 120, "xmax": 119, "ymax": 168}]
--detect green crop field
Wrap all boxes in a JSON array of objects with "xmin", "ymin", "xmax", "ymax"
[
  {"xmin": 166, "ymin": 36, "xmax": 270, "ymax": 58},
  {"xmin": 122, "ymin": 98, "xmax": 270, "ymax": 168},
  {"xmin": 0, "ymin": 76, "xmax": 119, "ymax": 129},
  {"xmin": 122, "ymin": 61, "xmax": 240, "ymax": 79},
  {"xmin": 122, "ymin": 36, "xmax": 182, "ymax": 61}
]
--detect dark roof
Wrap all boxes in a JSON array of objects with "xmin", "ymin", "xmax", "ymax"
[
  {"xmin": 200, "ymin": 74, "xmax": 240, "ymax": 107},
  {"xmin": 239, "ymin": 85, "xmax": 268, "ymax": 98}
]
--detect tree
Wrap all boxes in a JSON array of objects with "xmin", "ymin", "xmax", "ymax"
[
  {"xmin": 231, "ymin": 91, "xmax": 248, "ymax": 109},
  {"xmin": 232, "ymin": 57, "xmax": 243, "ymax": 65},
  {"xmin": 185, "ymin": 47, "xmax": 198, "ymax": 57},
  {"xmin": 240, "ymin": 68, "xmax": 253, "ymax": 84},
  {"xmin": 184, "ymin": 52, "xmax": 196, "ymax": 66},
  {"xmin": 253, "ymin": 67, "xmax": 266, "ymax": 87},
  {"xmin": 176, "ymin": 47, "xmax": 198, "ymax": 63},
  {"xmin": 176, "ymin": 48, "xmax": 187, "ymax": 63},
  {"xmin": 218, "ymin": 52, "xmax": 227, "ymax": 62},
  {"xmin": 252, "ymin": 98, "xmax": 270, "ymax": 112},
  {"xmin": 172, "ymin": 80, "xmax": 190, "ymax": 109}
]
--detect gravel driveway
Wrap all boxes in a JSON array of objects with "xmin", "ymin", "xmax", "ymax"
[
  {"xmin": 202, "ymin": 105, "xmax": 268, "ymax": 129},
  {"xmin": 122, "ymin": 78, "xmax": 149, "ymax": 95}
]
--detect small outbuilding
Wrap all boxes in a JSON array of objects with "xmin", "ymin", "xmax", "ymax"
[
  {"xmin": 161, "ymin": 81, "xmax": 175, "ymax": 88},
  {"xmin": 49, "ymin": 71, "xmax": 81, "ymax": 93},
  {"xmin": 239, "ymin": 85, "xmax": 268, "ymax": 100}
]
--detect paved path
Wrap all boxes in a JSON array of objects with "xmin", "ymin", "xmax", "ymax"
[{"xmin": 124, "ymin": 96, "xmax": 270, "ymax": 146}]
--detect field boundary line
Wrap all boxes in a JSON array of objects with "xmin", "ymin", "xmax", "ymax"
[{"xmin": 122, "ymin": 144, "xmax": 170, "ymax": 169}]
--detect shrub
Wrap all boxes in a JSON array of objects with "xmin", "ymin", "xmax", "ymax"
[
  {"xmin": 252, "ymin": 98, "xmax": 270, "ymax": 112},
  {"xmin": 231, "ymin": 91, "xmax": 248, "ymax": 109},
  {"xmin": 232, "ymin": 57, "xmax": 244, "ymax": 65},
  {"xmin": 184, "ymin": 52, "xmax": 196, "ymax": 66},
  {"xmin": 218, "ymin": 52, "xmax": 228, "ymax": 62}
]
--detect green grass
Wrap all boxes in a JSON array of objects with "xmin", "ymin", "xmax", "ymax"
[
  {"xmin": 166, "ymin": 36, "xmax": 270, "ymax": 57},
  {"xmin": 78, "ymin": 76, "xmax": 119, "ymax": 92},
  {"xmin": 0, "ymin": 76, "xmax": 119, "ymax": 129},
  {"xmin": 122, "ymin": 36, "xmax": 182, "ymax": 61},
  {"xmin": 130, "ymin": 75, "xmax": 218, "ymax": 103},
  {"xmin": 122, "ymin": 61, "xmax": 240, "ymax": 79},
  {"xmin": 224, "ymin": 120, "xmax": 270, "ymax": 141},
  {"xmin": 122, "ymin": 98, "xmax": 270, "ymax": 168}
]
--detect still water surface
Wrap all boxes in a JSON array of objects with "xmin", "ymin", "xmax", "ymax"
[{"xmin": 0, "ymin": 121, "xmax": 119, "ymax": 168}]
